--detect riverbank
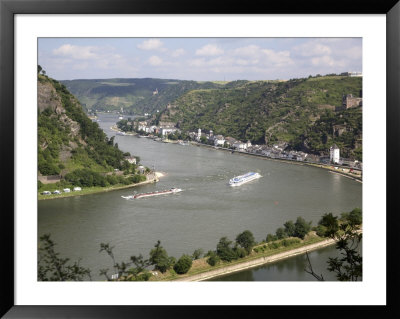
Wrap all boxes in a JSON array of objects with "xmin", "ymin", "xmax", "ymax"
[
  {"xmin": 145, "ymin": 233, "xmax": 339, "ymax": 282},
  {"xmin": 174, "ymin": 237, "xmax": 336, "ymax": 281},
  {"xmin": 110, "ymin": 124, "xmax": 137, "ymax": 136},
  {"xmin": 38, "ymin": 172, "xmax": 163, "ymax": 201},
  {"xmin": 189, "ymin": 141, "xmax": 362, "ymax": 182}
]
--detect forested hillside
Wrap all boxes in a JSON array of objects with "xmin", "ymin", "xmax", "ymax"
[
  {"xmin": 158, "ymin": 75, "xmax": 362, "ymax": 159},
  {"xmin": 61, "ymin": 78, "xmax": 226, "ymax": 114},
  {"xmin": 38, "ymin": 73, "xmax": 135, "ymax": 181}
]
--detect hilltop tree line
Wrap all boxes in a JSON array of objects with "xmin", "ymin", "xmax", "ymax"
[{"xmin": 38, "ymin": 208, "xmax": 362, "ymax": 282}]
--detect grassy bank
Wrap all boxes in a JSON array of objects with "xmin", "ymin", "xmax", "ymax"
[
  {"xmin": 149, "ymin": 234, "xmax": 328, "ymax": 281},
  {"xmin": 38, "ymin": 176, "xmax": 158, "ymax": 201}
]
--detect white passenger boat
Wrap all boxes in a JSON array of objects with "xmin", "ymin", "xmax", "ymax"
[{"xmin": 229, "ymin": 172, "xmax": 261, "ymax": 187}]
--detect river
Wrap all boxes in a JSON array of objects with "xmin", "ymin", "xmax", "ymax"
[{"xmin": 38, "ymin": 113, "xmax": 362, "ymax": 281}]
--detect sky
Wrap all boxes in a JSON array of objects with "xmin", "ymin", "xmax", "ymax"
[{"xmin": 38, "ymin": 38, "xmax": 362, "ymax": 81}]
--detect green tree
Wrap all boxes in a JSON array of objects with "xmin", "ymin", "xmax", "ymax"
[
  {"xmin": 294, "ymin": 217, "xmax": 312, "ymax": 239},
  {"xmin": 266, "ymin": 234, "xmax": 277, "ymax": 242},
  {"xmin": 206, "ymin": 251, "xmax": 220, "ymax": 266},
  {"xmin": 173, "ymin": 254, "xmax": 193, "ymax": 274},
  {"xmin": 340, "ymin": 208, "xmax": 362, "ymax": 227},
  {"xmin": 149, "ymin": 240, "xmax": 173, "ymax": 273},
  {"xmin": 305, "ymin": 209, "xmax": 362, "ymax": 281},
  {"xmin": 192, "ymin": 248, "xmax": 204, "ymax": 260},
  {"xmin": 318, "ymin": 213, "xmax": 339, "ymax": 237},
  {"xmin": 275, "ymin": 227, "xmax": 287, "ymax": 239},
  {"xmin": 283, "ymin": 220, "xmax": 296, "ymax": 237},
  {"xmin": 38, "ymin": 234, "xmax": 91, "ymax": 281},
  {"xmin": 99, "ymin": 243, "xmax": 151, "ymax": 281},
  {"xmin": 216, "ymin": 237, "xmax": 238, "ymax": 262},
  {"xmin": 235, "ymin": 230, "xmax": 256, "ymax": 255}
]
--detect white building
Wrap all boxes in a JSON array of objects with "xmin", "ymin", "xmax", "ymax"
[
  {"xmin": 197, "ymin": 128, "xmax": 202, "ymax": 141},
  {"xmin": 214, "ymin": 135, "xmax": 225, "ymax": 146},
  {"xmin": 233, "ymin": 141, "xmax": 247, "ymax": 151},
  {"xmin": 329, "ymin": 144, "xmax": 340, "ymax": 164},
  {"xmin": 125, "ymin": 156, "xmax": 137, "ymax": 164},
  {"xmin": 160, "ymin": 127, "xmax": 178, "ymax": 136}
]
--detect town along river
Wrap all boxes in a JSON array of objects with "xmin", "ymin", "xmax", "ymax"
[{"xmin": 38, "ymin": 113, "xmax": 362, "ymax": 281}]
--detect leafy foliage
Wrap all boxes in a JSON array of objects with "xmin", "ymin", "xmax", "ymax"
[
  {"xmin": 38, "ymin": 74, "xmax": 145, "ymax": 188},
  {"xmin": 158, "ymin": 75, "xmax": 362, "ymax": 158},
  {"xmin": 173, "ymin": 255, "xmax": 193, "ymax": 274},
  {"xmin": 62, "ymin": 78, "xmax": 227, "ymax": 114},
  {"xmin": 149, "ymin": 240, "xmax": 175, "ymax": 273},
  {"xmin": 235, "ymin": 230, "xmax": 256, "ymax": 255},
  {"xmin": 99, "ymin": 243, "xmax": 151, "ymax": 281},
  {"xmin": 206, "ymin": 251, "xmax": 220, "ymax": 266},
  {"xmin": 216, "ymin": 237, "xmax": 239, "ymax": 262},
  {"xmin": 294, "ymin": 217, "xmax": 312, "ymax": 239},
  {"xmin": 306, "ymin": 208, "xmax": 362, "ymax": 281},
  {"xmin": 38, "ymin": 234, "xmax": 91, "ymax": 281}
]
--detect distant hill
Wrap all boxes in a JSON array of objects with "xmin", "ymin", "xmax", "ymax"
[
  {"xmin": 61, "ymin": 78, "xmax": 228, "ymax": 115},
  {"xmin": 157, "ymin": 75, "xmax": 362, "ymax": 159}
]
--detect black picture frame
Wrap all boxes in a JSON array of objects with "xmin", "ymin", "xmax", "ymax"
[{"xmin": 1, "ymin": 0, "xmax": 399, "ymax": 317}]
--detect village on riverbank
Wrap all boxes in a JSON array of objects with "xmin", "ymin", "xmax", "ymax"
[{"xmin": 111, "ymin": 120, "xmax": 362, "ymax": 182}]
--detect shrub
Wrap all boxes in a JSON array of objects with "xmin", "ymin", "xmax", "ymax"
[
  {"xmin": 316, "ymin": 225, "xmax": 328, "ymax": 237},
  {"xmin": 234, "ymin": 247, "xmax": 247, "ymax": 259},
  {"xmin": 235, "ymin": 230, "xmax": 256, "ymax": 255},
  {"xmin": 270, "ymin": 242, "xmax": 281, "ymax": 249},
  {"xmin": 276, "ymin": 227, "xmax": 287, "ymax": 239},
  {"xmin": 341, "ymin": 208, "xmax": 362, "ymax": 226},
  {"xmin": 192, "ymin": 248, "xmax": 204, "ymax": 260},
  {"xmin": 266, "ymin": 234, "xmax": 277, "ymax": 243},
  {"xmin": 294, "ymin": 216, "xmax": 312, "ymax": 239},
  {"xmin": 206, "ymin": 252, "xmax": 220, "ymax": 267},
  {"xmin": 173, "ymin": 255, "xmax": 193, "ymax": 274}
]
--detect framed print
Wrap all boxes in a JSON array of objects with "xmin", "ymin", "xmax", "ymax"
[{"xmin": 1, "ymin": 0, "xmax": 399, "ymax": 317}]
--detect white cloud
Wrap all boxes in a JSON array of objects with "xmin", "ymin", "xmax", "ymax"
[
  {"xmin": 311, "ymin": 55, "xmax": 346, "ymax": 68},
  {"xmin": 171, "ymin": 48, "xmax": 185, "ymax": 57},
  {"xmin": 137, "ymin": 39, "xmax": 164, "ymax": 51},
  {"xmin": 294, "ymin": 42, "xmax": 332, "ymax": 57},
  {"xmin": 232, "ymin": 45, "xmax": 260, "ymax": 57},
  {"xmin": 262, "ymin": 49, "xmax": 294, "ymax": 67},
  {"xmin": 195, "ymin": 44, "xmax": 224, "ymax": 56},
  {"xmin": 52, "ymin": 44, "xmax": 98, "ymax": 60},
  {"xmin": 148, "ymin": 55, "xmax": 163, "ymax": 66}
]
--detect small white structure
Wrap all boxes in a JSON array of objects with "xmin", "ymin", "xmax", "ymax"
[
  {"xmin": 63, "ymin": 188, "xmax": 71, "ymax": 193},
  {"xmin": 41, "ymin": 191, "xmax": 51, "ymax": 195},
  {"xmin": 233, "ymin": 141, "xmax": 247, "ymax": 151},
  {"xmin": 160, "ymin": 127, "xmax": 177, "ymax": 136},
  {"xmin": 73, "ymin": 187, "xmax": 82, "ymax": 191},
  {"xmin": 111, "ymin": 273, "xmax": 119, "ymax": 280},
  {"xmin": 125, "ymin": 156, "xmax": 137, "ymax": 164},
  {"xmin": 330, "ymin": 144, "xmax": 340, "ymax": 164},
  {"xmin": 214, "ymin": 135, "xmax": 225, "ymax": 146},
  {"xmin": 197, "ymin": 128, "xmax": 202, "ymax": 141},
  {"xmin": 53, "ymin": 190, "xmax": 61, "ymax": 194}
]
